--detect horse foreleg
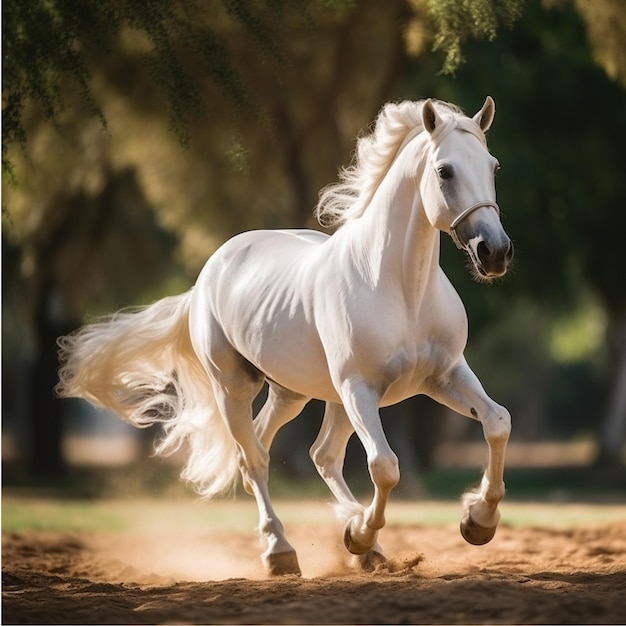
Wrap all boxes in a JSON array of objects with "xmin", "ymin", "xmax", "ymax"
[
  {"xmin": 426, "ymin": 357, "xmax": 511, "ymax": 545},
  {"xmin": 310, "ymin": 401, "xmax": 387, "ymax": 570},
  {"xmin": 335, "ymin": 380, "xmax": 399, "ymax": 556}
]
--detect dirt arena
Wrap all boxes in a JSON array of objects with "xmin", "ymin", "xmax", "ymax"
[{"xmin": 2, "ymin": 499, "xmax": 626, "ymax": 625}]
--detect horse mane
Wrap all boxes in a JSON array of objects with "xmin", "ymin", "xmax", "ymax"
[{"xmin": 315, "ymin": 99, "xmax": 465, "ymax": 229}]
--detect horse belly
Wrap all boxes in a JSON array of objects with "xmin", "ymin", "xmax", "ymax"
[
  {"xmin": 253, "ymin": 327, "xmax": 340, "ymax": 401},
  {"xmin": 203, "ymin": 231, "xmax": 340, "ymax": 401}
]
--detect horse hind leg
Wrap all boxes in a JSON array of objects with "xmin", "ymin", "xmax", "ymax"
[
  {"xmin": 254, "ymin": 383, "xmax": 309, "ymax": 455},
  {"xmin": 310, "ymin": 402, "xmax": 357, "ymax": 506},
  {"xmin": 218, "ymin": 384, "xmax": 302, "ymax": 575},
  {"xmin": 311, "ymin": 399, "xmax": 391, "ymax": 570},
  {"xmin": 232, "ymin": 383, "xmax": 308, "ymax": 497},
  {"xmin": 203, "ymin": 349, "xmax": 301, "ymax": 576}
]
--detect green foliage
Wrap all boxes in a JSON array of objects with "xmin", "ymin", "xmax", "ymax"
[
  {"xmin": 1, "ymin": 0, "xmax": 314, "ymax": 174},
  {"xmin": 426, "ymin": 0, "xmax": 524, "ymax": 73},
  {"xmin": 2, "ymin": 0, "xmax": 529, "ymax": 178},
  {"xmin": 572, "ymin": 0, "xmax": 626, "ymax": 89},
  {"xmin": 2, "ymin": 0, "xmax": 111, "ymax": 175},
  {"xmin": 408, "ymin": 0, "xmax": 626, "ymax": 317}
]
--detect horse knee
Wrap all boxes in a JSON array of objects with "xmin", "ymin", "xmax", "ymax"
[
  {"xmin": 368, "ymin": 452, "xmax": 400, "ymax": 491},
  {"xmin": 483, "ymin": 407, "xmax": 511, "ymax": 443}
]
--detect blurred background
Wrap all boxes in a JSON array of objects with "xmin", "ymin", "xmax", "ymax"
[{"xmin": 3, "ymin": 0, "xmax": 626, "ymax": 501}]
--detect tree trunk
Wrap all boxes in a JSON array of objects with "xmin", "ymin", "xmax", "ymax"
[
  {"xmin": 30, "ymin": 278, "xmax": 74, "ymax": 478},
  {"xmin": 596, "ymin": 313, "xmax": 626, "ymax": 467}
]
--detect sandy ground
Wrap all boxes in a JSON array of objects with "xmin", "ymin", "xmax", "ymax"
[{"xmin": 3, "ymin": 500, "xmax": 626, "ymax": 625}]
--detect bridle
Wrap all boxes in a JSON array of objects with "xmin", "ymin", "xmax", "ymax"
[
  {"xmin": 393, "ymin": 112, "xmax": 500, "ymax": 251},
  {"xmin": 419, "ymin": 119, "xmax": 500, "ymax": 251},
  {"xmin": 449, "ymin": 201, "xmax": 500, "ymax": 250}
]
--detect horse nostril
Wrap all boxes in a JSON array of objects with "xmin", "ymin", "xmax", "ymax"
[
  {"xmin": 505, "ymin": 241, "xmax": 514, "ymax": 262},
  {"xmin": 476, "ymin": 240, "xmax": 491, "ymax": 263}
]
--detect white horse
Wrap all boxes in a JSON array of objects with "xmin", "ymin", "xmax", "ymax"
[{"xmin": 57, "ymin": 97, "xmax": 513, "ymax": 577}]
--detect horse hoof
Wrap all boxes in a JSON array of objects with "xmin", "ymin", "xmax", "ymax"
[
  {"xmin": 354, "ymin": 549, "xmax": 387, "ymax": 572},
  {"xmin": 343, "ymin": 523, "xmax": 372, "ymax": 555},
  {"xmin": 460, "ymin": 515, "xmax": 497, "ymax": 546},
  {"xmin": 264, "ymin": 550, "xmax": 301, "ymax": 576}
]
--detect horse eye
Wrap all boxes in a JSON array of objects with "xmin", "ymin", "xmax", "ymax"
[
  {"xmin": 437, "ymin": 164, "xmax": 453, "ymax": 180},
  {"xmin": 494, "ymin": 162, "xmax": 501, "ymax": 175}
]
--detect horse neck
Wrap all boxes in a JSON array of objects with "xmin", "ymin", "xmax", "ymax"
[{"xmin": 342, "ymin": 146, "xmax": 441, "ymax": 303}]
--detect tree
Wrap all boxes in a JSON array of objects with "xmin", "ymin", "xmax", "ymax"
[
  {"xmin": 2, "ymin": 0, "xmax": 528, "ymax": 182},
  {"xmin": 566, "ymin": 0, "xmax": 626, "ymax": 89},
  {"xmin": 557, "ymin": 0, "xmax": 626, "ymax": 464}
]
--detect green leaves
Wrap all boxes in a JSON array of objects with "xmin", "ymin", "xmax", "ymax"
[
  {"xmin": 3, "ymin": 0, "xmax": 529, "ymax": 178},
  {"xmin": 1, "ymin": 0, "xmax": 300, "ymax": 174},
  {"xmin": 2, "ymin": 0, "xmax": 110, "ymax": 173},
  {"xmin": 426, "ymin": 0, "xmax": 524, "ymax": 73}
]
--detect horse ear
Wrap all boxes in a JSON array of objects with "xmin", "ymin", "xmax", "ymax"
[
  {"xmin": 473, "ymin": 96, "xmax": 495, "ymax": 132},
  {"xmin": 422, "ymin": 99, "xmax": 442, "ymax": 134}
]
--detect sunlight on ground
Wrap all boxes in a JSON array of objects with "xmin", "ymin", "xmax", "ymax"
[{"xmin": 3, "ymin": 495, "xmax": 626, "ymax": 582}]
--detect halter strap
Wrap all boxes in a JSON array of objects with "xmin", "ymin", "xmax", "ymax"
[
  {"xmin": 449, "ymin": 201, "xmax": 500, "ymax": 250},
  {"xmin": 393, "ymin": 114, "xmax": 496, "ymax": 250}
]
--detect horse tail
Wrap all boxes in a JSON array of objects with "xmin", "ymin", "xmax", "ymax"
[{"xmin": 56, "ymin": 290, "xmax": 239, "ymax": 499}]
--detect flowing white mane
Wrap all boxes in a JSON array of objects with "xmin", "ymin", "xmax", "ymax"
[{"xmin": 315, "ymin": 99, "xmax": 466, "ymax": 228}]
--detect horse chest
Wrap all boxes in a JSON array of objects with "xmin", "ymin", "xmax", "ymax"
[
  {"xmin": 374, "ymin": 339, "xmax": 451, "ymax": 405},
  {"xmin": 367, "ymin": 303, "xmax": 467, "ymax": 405}
]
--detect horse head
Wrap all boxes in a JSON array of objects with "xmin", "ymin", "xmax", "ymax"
[{"xmin": 419, "ymin": 97, "xmax": 514, "ymax": 280}]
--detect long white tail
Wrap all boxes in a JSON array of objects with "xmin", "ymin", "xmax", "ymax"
[{"xmin": 56, "ymin": 291, "xmax": 239, "ymax": 498}]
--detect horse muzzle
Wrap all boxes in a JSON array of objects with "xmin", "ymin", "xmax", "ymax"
[
  {"xmin": 467, "ymin": 232, "xmax": 514, "ymax": 278},
  {"xmin": 449, "ymin": 202, "xmax": 513, "ymax": 279}
]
